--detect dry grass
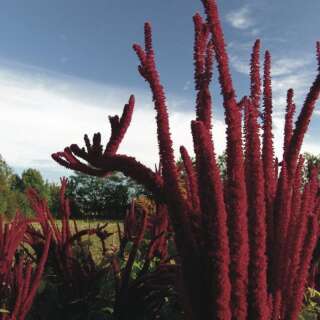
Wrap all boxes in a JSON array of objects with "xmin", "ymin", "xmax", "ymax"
[{"xmin": 30, "ymin": 219, "xmax": 122, "ymax": 262}]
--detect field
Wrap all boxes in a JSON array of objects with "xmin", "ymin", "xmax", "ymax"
[
  {"xmin": 71, "ymin": 220, "xmax": 121, "ymax": 261},
  {"xmin": 32, "ymin": 219, "xmax": 122, "ymax": 262}
]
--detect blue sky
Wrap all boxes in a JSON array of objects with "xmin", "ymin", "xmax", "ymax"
[{"xmin": 1, "ymin": 0, "xmax": 320, "ymax": 182}]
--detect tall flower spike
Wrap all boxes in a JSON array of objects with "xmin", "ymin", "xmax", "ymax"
[
  {"xmin": 250, "ymin": 39, "xmax": 261, "ymax": 110},
  {"xmin": 104, "ymin": 95, "xmax": 135, "ymax": 156},
  {"xmin": 285, "ymin": 46, "xmax": 320, "ymax": 177},
  {"xmin": 179, "ymin": 146, "xmax": 200, "ymax": 212},
  {"xmin": 271, "ymin": 162, "xmax": 291, "ymax": 318},
  {"xmin": 193, "ymin": 13, "xmax": 213, "ymax": 131},
  {"xmin": 9, "ymin": 231, "xmax": 52, "ymax": 320},
  {"xmin": 262, "ymin": 50, "xmax": 276, "ymax": 271},
  {"xmin": 201, "ymin": 2, "xmax": 249, "ymax": 319},
  {"xmin": 283, "ymin": 89, "xmax": 296, "ymax": 159},
  {"xmin": 317, "ymin": 41, "xmax": 320, "ymax": 70},
  {"xmin": 287, "ymin": 213, "xmax": 319, "ymax": 320},
  {"xmin": 191, "ymin": 120, "xmax": 231, "ymax": 319},
  {"xmin": 243, "ymin": 97, "xmax": 269, "ymax": 319},
  {"xmin": 134, "ymin": 23, "xmax": 208, "ymax": 320},
  {"xmin": 133, "ymin": 23, "xmax": 187, "ymax": 210},
  {"xmin": 193, "ymin": 13, "xmax": 209, "ymax": 91},
  {"xmin": 280, "ymin": 156, "xmax": 305, "ymax": 313}
]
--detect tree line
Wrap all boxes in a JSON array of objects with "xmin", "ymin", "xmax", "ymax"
[
  {"xmin": 1, "ymin": 152, "xmax": 319, "ymax": 220},
  {"xmin": 0, "ymin": 154, "xmax": 148, "ymax": 219}
]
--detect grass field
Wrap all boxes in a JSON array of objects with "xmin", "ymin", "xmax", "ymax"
[
  {"xmin": 31, "ymin": 219, "xmax": 122, "ymax": 262},
  {"xmin": 72, "ymin": 220, "xmax": 121, "ymax": 261}
]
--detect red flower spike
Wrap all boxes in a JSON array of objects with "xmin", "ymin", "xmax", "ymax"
[
  {"xmin": 281, "ymin": 156, "xmax": 305, "ymax": 299},
  {"xmin": 317, "ymin": 41, "xmax": 320, "ymax": 70},
  {"xmin": 243, "ymin": 96, "xmax": 269, "ymax": 319},
  {"xmin": 250, "ymin": 39, "xmax": 262, "ymax": 111},
  {"xmin": 262, "ymin": 50, "xmax": 277, "ymax": 277},
  {"xmin": 286, "ymin": 69, "xmax": 320, "ymax": 178},
  {"xmin": 104, "ymin": 95, "xmax": 135, "ymax": 156},
  {"xmin": 287, "ymin": 214, "xmax": 319, "ymax": 320},
  {"xmin": 19, "ymin": 232, "xmax": 52, "ymax": 320},
  {"xmin": 179, "ymin": 146, "xmax": 200, "ymax": 212},
  {"xmin": 191, "ymin": 120, "xmax": 231, "ymax": 319},
  {"xmin": 51, "ymin": 0, "xmax": 320, "ymax": 318},
  {"xmin": 283, "ymin": 89, "xmax": 296, "ymax": 158}
]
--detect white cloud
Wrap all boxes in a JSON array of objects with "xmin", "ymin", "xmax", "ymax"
[
  {"xmin": 230, "ymin": 54, "xmax": 250, "ymax": 74},
  {"xmin": 0, "ymin": 62, "xmax": 228, "ymax": 181},
  {"xmin": 226, "ymin": 6, "xmax": 255, "ymax": 30},
  {"xmin": 271, "ymin": 57, "xmax": 311, "ymax": 77},
  {"xmin": 0, "ymin": 60, "xmax": 318, "ymax": 182},
  {"xmin": 271, "ymin": 71, "xmax": 314, "ymax": 107},
  {"xmin": 230, "ymin": 52, "xmax": 315, "ymax": 108},
  {"xmin": 230, "ymin": 50, "xmax": 320, "ymax": 160},
  {"xmin": 271, "ymin": 110, "xmax": 320, "ymax": 161}
]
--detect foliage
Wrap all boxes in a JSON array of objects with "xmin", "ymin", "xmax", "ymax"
[
  {"xmin": 19, "ymin": 179, "xmax": 178, "ymax": 320},
  {"xmin": 66, "ymin": 171, "xmax": 149, "ymax": 220},
  {"xmin": 0, "ymin": 155, "xmax": 65, "ymax": 218},
  {"xmin": 0, "ymin": 213, "xmax": 51, "ymax": 320},
  {"xmin": 302, "ymin": 152, "xmax": 320, "ymax": 182},
  {"xmin": 21, "ymin": 169, "xmax": 48, "ymax": 198},
  {"xmin": 299, "ymin": 288, "xmax": 320, "ymax": 319},
  {"xmin": 0, "ymin": 155, "xmax": 17, "ymax": 217}
]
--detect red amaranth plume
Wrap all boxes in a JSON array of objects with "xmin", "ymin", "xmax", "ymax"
[
  {"xmin": 193, "ymin": 13, "xmax": 214, "ymax": 130},
  {"xmin": 285, "ymin": 46, "xmax": 320, "ymax": 177},
  {"xmin": 283, "ymin": 89, "xmax": 296, "ymax": 158},
  {"xmin": 23, "ymin": 180, "xmax": 115, "ymax": 319},
  {"xmin": 51, "ymin": 95, "xmax": 165, "ymax": 204},
  {"xmin": 0, "ymin": 214, "xmax": 27, "ymax": 278},
  {"xmin": 262, "ymin": 50, "xmax": 277, "ymax": 278},
  {"xmin": 179, "ymin": 146, "xmax": 200, "ymax": 212},
  {"xmin": 0, "ymin": 214, "xmax": 51, "ymax": 320},
  {"xmin": 52, "ymin": 0, "xmax": 320, "ymax": 318},
  {"xmin": 113, "ymin": 200, "xmax": 178, "ymax": 319},
  {"xmin": 317, "ymin": 41, "xmax": 320, "ymax": 70},
  {"xmin": 245, "ymin": 40, "xmax": 269, "ymax": 317},
  {"xmin": 191, "ymin": 120, "xmax": 231, "ymax": 319},
  {"xmin": 104, "ymin": 95, "xmax": 135, "ymax": 156},
  {"xmin": 250, "ymin": 40, "xmax": 262, "ymax": 110},
  {"xmin": 13, "ymin": 232, "xmax": 52, "ymax": 320},
  {"xmin": 287, "ymin": 214, "xmax": 319, "ymax": 319},
  {"xmin": 201, "ymin": 2, "xmax": 249, "ymax": 318}
]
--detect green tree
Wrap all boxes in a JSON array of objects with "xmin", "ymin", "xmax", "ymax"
[
  {"xmin": 67, "ymin": 171, "xmax": 146, "ymax": 219},
  {"xmin": 21, "ymin": 168, "xmax": 49, "ymax": 198},
  {"xmin": 302, "ymin": 152, "xmax": 320, "ymax": 182},
  {"xmin": 46, "ymin": 182, "xmax": 61, "ymax": 217},
  {"xmin": 0, "ymin": 155, "xmax": 19, "ymax": 218}
]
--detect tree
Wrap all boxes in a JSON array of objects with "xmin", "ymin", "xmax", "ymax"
[
  {"xmin": 46, "ymin": 182, "xmax": 61, "ymax": 217},
  {"xmin": 302, "ymin": 152, "xmax": 320, "ymax": 182},
  {"xmin": 67, "ymin": 171, "xmax": 145, "ymax": 219},
  {"xmin": 21, "ymin": 168, "xmax": 48, "ymax": 198},
  {"xmin": 0, "ymin": 155, "xmax": 17, "ymax": 217}
]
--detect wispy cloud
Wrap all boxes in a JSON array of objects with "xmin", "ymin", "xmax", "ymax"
[
  {"xmin": 271, "ymin": 57, "xmax": 311, "ymax": 77},
  {"xmin": 229, "ymin": 49, "xmax": 320, "ymax": 157},
  {"xmin": 183, "ymin": 80, "xmax": 191, "ymax": 91},
  {"xmin": 230, "ymin": 54, "xmax": 250, "ymax": 74},
  {"xmin": 0, "ymin": 62, "xmax": 227, "ymax": 181},
  {"xmin": 230, "ymin": 52, "xmax": 315, "ymax": 108},
  {"xmin": 0, "ymin": 59, "xmax": 318, "ymax": 183},
  {"xmin": 226, "ymin": 6, "xmax": 255, "ymax": 30}
]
